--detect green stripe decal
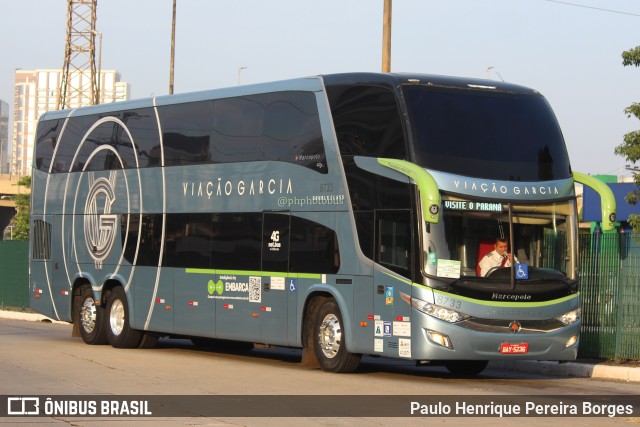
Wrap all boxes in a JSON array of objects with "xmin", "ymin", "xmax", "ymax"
[
  {"xmin": 381, "ymin": 271, "xmax": 577, "ymax": 308},
  {"xmin": 185, "ymin": 268, "xmax": 321, "ymax": 280},
  {"xmin": 379, "ymin": 270, "xmax": 413, "ymax": 285},
  {"xmin": 430, "ymin": 288, "xmax": 579, "ymax": 308},
  {"xmin": 381, "ymin": 270, "xmax": 577, "ymax": 308}
]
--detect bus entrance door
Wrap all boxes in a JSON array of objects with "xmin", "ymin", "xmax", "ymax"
[
  {"xmin": 260, "ymin": 212, "xmax": 291, "ymax": 345},
  {"xmin": 373, "ymin": 210, "xmax": 413, "ymax": 359}
]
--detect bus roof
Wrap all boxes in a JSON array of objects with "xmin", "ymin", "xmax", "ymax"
[
  {"xmin": 320, "ymin": 72, "xmax": 538, "ymax": 95},
  {"xmin": 39, "ymin": 72, "xmax": 539, "ymax": 122}
]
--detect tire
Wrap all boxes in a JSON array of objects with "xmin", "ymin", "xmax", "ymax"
[
  {"xmin": 444, "ymin": 360, "xmax": 489, "ymax": 377},
  {"xmin": 138, "ymin": 333, "xmax": 159, "ymax": 349},
  {"xmin": 105, "ymin": 286, "xmax": 143, "ymax": 348},
  {"xmin": 313, "ymin": 297, "xmax": 361, "ymax": 373},
  {"xmin": 77, "ymin": 285, "xmax": 108, "ymax": 345}
]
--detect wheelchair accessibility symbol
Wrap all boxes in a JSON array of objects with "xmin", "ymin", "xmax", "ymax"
[
  {"xmin": 516, "ymin": 263, "xmax": 528, "ymax": 280},
  {"xmin": 289, "ymin": 279, "xmax": 297, "ymax": 292}
]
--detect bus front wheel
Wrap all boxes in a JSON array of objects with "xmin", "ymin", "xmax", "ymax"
[
  {"xmin": 313, "ymin": 298, "xmax": 361, "ymax": 373},
  {"xmin": 105, "ymin": 286, "xmax": 143, "ymax": 348},
  {"xmin": 77, "ymin": 285, "xmax": 107, "ymax": 345}
]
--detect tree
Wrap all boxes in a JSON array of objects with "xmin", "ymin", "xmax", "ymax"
[
  {"xmin": 9, "ymin": 176, "xmax": 31, "ymax": 240},
  {"xmin": 615, "ymin": 46, "xmax": 640, "ymax": 231}
]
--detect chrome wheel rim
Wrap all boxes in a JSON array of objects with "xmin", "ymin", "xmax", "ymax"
[
  {"xmin": 109, "ymin": 299, "xmax": 125, "ymax": 336},
  {"xmin": 318, "ymin": 313, "xmax": 342, "ymax": 359},
  {"xmin": 80, "ymin": 297, "xmax": 96, "ymax": 333}
]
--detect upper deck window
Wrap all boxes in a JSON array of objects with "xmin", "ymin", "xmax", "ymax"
[
  {"xmin": 38, "ymin": 91, "xmax": 326, "ymax": 174},
  {"xmin": 162, "ymin": 91, "xmax": 326, "ymax": 173},
  {"xmin": 403, "ymin": 85, "xmax": 571, "ymax": 181},
  {"xmin": 327, "ymin": 85, "xmax": 406, "ymax": 159}
]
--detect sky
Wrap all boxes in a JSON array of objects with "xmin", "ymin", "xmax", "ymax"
[{"xmin": 0, "ymin": 0, "xmax": 638, "ymax": 177}]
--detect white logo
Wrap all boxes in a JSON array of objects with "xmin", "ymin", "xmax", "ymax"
[
  {"xmin": 7, "ymin": 397, "xmax": 40, "ymax": 415},
  {"xmin": 268, "ymin": 230, "xmax": 281, "ymax": 251},
  {"xmin": 84, "ymin": 171, "xmax": 118, "ymax": 269}
]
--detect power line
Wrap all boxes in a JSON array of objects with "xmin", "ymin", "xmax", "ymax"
[{"xmin": 540, "ymin": 0, "xmax": 640, "ymax": 17}]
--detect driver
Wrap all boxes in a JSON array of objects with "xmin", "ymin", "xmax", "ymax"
[{"xmin": 479, "ymin": 237, "xmax": 518, "ymax": 277}]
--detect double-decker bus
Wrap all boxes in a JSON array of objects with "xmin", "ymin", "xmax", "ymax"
[{"xmin": 29, "ymin": 72, "xmax": 615, "ymax": 375}]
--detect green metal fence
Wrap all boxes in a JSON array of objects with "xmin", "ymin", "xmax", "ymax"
[
  {"xmin": 579, "ymin": 232, "xmax": 640, "ymax": 361},
  {"xmin": 0, "ymin": 240, "xmax": 29, "ymax": 309}
]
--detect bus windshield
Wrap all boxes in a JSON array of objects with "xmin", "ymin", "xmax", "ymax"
[
  {"xmin": 403, "ymin": 84, "xmax": 572, "ymax": 182},
  {"xmin": 424, "ymin": 196, "xmax": 577, "ymax": 281}
]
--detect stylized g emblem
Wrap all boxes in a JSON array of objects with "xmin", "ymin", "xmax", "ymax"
[{"xmin": 84, "ymin": 172, "xmax": 118, "ymax": 269}]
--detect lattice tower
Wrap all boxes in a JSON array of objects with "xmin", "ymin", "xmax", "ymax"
[{"xmin": 58, "ymin": 0, "xmax": 99, "ymax": 110}]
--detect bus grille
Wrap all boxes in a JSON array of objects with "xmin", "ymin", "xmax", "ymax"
[{"xmin": 32, "ymin": 220, "xmax": 52, "ymax": 260}]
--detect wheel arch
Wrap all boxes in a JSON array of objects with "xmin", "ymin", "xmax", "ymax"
[
  {"xmin": 70, "ymin": 277, "xmax": 92, "ymax": 337},
  {"xmin": 101, "ymin": 278, "xmax": 125, "ymax": 306},
  {"xmin": 300, "ymin": 286, "xmax": 356, "ymax": 352}
]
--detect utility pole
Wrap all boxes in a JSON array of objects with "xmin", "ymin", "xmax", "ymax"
[
  {"xmin": 58, "ymin": 0, "xmax": 99, "ymax": 109},
  {"xmin": 169, "ymin": 0, "xmax": 176, "ymax": 94},
  {"xmin": 382, "ymin": 0, "xmax": 392, "ymax": 73}
]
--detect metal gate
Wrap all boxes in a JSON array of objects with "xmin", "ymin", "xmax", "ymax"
[
  {"xmin": 0, "ymin": 240, "xmax": 29, "ymax": 309},
  {"xmin": 579, "ymin": 233, "xmax": 640, "ymax": 361}
]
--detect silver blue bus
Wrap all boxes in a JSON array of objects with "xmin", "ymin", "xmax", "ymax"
[{"xmin": 29, "ymin": 73, "xmax": 615, "ymax": 375}]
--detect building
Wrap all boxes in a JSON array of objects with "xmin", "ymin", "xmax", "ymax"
[
  {"xmin": 0, "ymin": 100, "xmax": 8, "ymax": 174},
  {"xmin": 11, "ymin": 69, "xmax": 129, "ymax": 177}
]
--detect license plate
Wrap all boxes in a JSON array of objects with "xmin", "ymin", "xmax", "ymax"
[{"xmin": 500, "ymin": 343, "xmax": 529, "ymax": 354}]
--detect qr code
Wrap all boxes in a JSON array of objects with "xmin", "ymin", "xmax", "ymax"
[{"xmin": 249, "ymin": 276, "xmax": 261, "ymax": 303}]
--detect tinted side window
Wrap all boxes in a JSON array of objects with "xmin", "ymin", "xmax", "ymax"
[
  {"xmin": 121, "ymin": 214, "xmax": 163, "ymax": 267},
  {"xmin": 342, "ymin": 158, "xmax": 413, "ymax": 267},
  {"xmin": 53, "ymin": 116, "xmax": 86, "ymax": 172},
  {"xmin": 160, "ymin": 92, "xmax": 326, "ymax": 172},
  {"xmin": 59, "ymin": 108, "xmax": 160, "ymax": 173},
  {"xmin": 290, "ymin": 216, "xmax": 340, "ymax": 274},
  {"xmin": 326, "ymin": 85, "xmax": 406, "ymax": 159},
  {"xmin": 342, "ymin": 158, "xmax": 413, "ymax": 212},
  {"xmin": 164, "ymin": 213, "xmax": 213, "ymax": 268},
  {"xmin": 210, "ymin": 97, "xmax": 264, "ymax": 163},
  {"xmin": 34, "ymin": 120, "xmax": 61, "ymax": 172},
  {"xmin": 162, "ymin": 101, "xmax": 214, "ymax": 166},
  {"xmin": 211, "ymin": 213, "xmax": 263, "ymax": 270},
  {"xmin": 260, "ymin": 92, "xmax": 326, "ymax": 171},
  {"xmin": 376, "ymin": 210, "xmax": 412, "ymax": 277},
  {"xmin": 73, "ymin": 120, "xmax": 118, "ymax": 171},
  {"xmin": 123, "ymin": 109, "xmax": 162, "ymax": 168},
  {"xmin": 120, "ymin": 212, "xmax": 339, "ymax": 273}
]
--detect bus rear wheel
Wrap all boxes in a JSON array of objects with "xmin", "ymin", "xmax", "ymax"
[
  {"xmin": 77, "ymin": 285, "xmax": 107, "ymax": 345},
  {"xmin": 313, "ymin": 298, "xmax": 361, "ymax": 373},
  {"xmin": 105, "ymin": 286, "xmax": 143, "ymax": 348},
  {"xmin": 444, "ymin": 360, "xmax": 488, "ymax": 377}
]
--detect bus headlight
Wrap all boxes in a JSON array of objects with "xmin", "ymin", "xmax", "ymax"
[
  {"xmin": 411, "ymin": 297, "xmax": 470, "ymax": 323},
  {"xmin": 555, "ymin": 308, "xmax": 581, "ymax": 326},
  {"xmin": 565, "ymin": 334, "xmax": 579, "ymax": 348},
  {"xmin": 426, "ymin": 330, "xmax": 454, "ymax": 349}
]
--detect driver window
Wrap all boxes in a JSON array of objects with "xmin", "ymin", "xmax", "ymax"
[{"xmin": 376, "ymin": 210, "xmax": 412, "ymax": 278}]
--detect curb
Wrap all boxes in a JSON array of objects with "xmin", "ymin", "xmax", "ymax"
[
  {"xmin": 489, "ymin": 360, "xmax": 640, "ymax": 382},
  {"xmin": 0, "ymin": 310, "xmax": 67, "ymax": 324},
  {"xmin": 1, "ymin": 310, "xmax": 637, "ymax": 382}
]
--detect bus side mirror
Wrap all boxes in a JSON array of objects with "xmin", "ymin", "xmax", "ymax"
[
  {"xmin": 573, "ymin": 172, "xmax": 617, "ymax": 232},
  {"xmin": 377, "ymin": 158, "xmax": 441, "ymax": 224}
]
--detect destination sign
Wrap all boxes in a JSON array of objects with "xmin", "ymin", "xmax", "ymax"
[{"xmin": 443, "ymin": 200, "xmax": 503, "ymax": 212}]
